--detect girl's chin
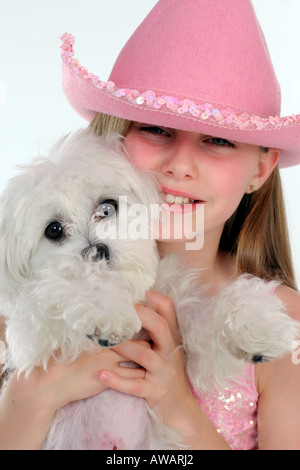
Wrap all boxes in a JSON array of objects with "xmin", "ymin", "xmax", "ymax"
[{"xmin": 155, "ymin": 203, "xmax": 204, "ymax": 243}]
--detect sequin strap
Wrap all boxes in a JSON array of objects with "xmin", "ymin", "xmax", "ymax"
[{"xmin": 61, "ymin": 33, "xmax": 300, "ymax": 132}]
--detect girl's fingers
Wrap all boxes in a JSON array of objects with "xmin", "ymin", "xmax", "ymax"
[
  {"xmin": 117, "ymin": 364, "xmax": 146, "ymax": 380},
  {"xmin": 135, "ymin": 305, "xmax": 174, "ymax": 352},
  {"xmin": 133, "ymin": 295, "xmax": 180, "ymax": 354},
  {"xmin": 107, "ymin": 291, "xmax": 182, "ymax": 379},
  {"xmin": 146, "ymin": 290, "xmax": 181, "ymax": 344},
  {"xmin": 113, "ymin": 340, "xmax": 156, "ymax": 373},
  {"xmin": 98, "ymin": 370, "xmax": 146, "ymax": 398}
]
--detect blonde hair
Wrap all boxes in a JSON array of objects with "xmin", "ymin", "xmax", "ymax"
[
  {"xmin": 221, "ymin": 167, "xmax": 297, "ymax": 289},
  {"xmin": 89, "ymin": 113, "xmax": 133, "ymax": 137},
  {"xmin": 89, "ymin": 113, "xmax": 297, "ymax": 290}
]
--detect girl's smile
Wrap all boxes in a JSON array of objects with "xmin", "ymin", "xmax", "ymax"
[{"xmin": 161, "ymin": 186, "xmax": 205, "ymax": 215}]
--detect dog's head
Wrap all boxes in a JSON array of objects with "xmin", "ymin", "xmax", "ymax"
[{"xmin": 0, "ymin": 130, "xmax": 161, "ymax": 302}]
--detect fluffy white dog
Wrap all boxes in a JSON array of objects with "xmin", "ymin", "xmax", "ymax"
[{"xmin": 0, "ymin": 130, "xmax": 298, "ymax": 449}]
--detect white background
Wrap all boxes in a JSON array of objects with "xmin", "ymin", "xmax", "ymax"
[{"xmin": 0, "ymin": 0, "xmax": 299, "ymax": 286}]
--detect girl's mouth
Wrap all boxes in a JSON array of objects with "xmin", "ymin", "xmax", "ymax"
[
  {"xmin": 160, "ymin": 188, "xmax": 205, "ymax": 214},
  {"xmin": 161, "ymin": 187, "xmax": 204, "ymax": 205},
  {"xmin": 164, "ymin": 193, "xmax": 200, "ymax": 204}
]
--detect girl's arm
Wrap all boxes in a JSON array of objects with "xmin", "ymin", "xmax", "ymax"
[
  {"xmin": 0, "ymin": 347, "xmax": 146, "ymax": 450},
  {"xmin": 256, "ymin": 286, "xmax": 300, "ymax": 450},
  {"xmin": 99, "ymin": 290, "xmax": 231, "ymax": 450}
]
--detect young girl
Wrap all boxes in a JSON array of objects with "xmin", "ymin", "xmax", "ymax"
[{"xmin": 0, "ymin": 0, "xmax": 299, "ymax": 450}]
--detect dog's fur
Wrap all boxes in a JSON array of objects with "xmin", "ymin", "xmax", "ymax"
[{"xmin": 0, "ymin": 130, "xmax": 298, "ymax": 449}]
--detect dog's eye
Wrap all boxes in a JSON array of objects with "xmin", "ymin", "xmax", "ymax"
[
  {"xmin": 44, "ymin": 221, "xmax": 65, "ymax": 241},
  {"xmin": 95, "ymin": 199, "xmax": 118, "ymax": 219}
]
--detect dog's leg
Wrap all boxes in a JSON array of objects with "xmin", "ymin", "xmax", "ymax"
[
  {"xmin": 210, "ymin": 276, "xmax": 299, "ymax": 364},
  {"xmin": 159, "ymin": 267, "xmax": 299, "ymax": 393}
]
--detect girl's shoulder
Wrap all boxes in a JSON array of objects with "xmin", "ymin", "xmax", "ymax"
[
  {"xmin": 273, "ymin": 284, "xmax": 300, "ymax": 322},
  {"xmin": 254, "ymin": 284, "xmax": 300, "ymax": 449}
]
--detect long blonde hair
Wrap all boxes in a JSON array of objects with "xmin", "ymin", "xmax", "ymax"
[{"xmin": 89, "ymin": 113, "xmax": 297, "ymax": 290}]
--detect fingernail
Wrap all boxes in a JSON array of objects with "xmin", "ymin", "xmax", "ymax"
[{"xmin": 98, "ymin": 371, "xmax": 110, "ymax": 382}]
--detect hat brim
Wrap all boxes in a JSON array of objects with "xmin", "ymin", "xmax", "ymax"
[{"xmin": 61, "ymin": 34, "xmax": 300, "ymax": 169}]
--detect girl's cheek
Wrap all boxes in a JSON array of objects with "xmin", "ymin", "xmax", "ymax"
[
  {"xmin": 215, "ymin": 162, "xmax": 253, "ymax": 196},
  {"xmin": 132, "ymin": 154, "xmax": 155, "ymax": 171},
  {"xmin": 124, "ymin": 140, "xmax": 153, "ymax": 170}
]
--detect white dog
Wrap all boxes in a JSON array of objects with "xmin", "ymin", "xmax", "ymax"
[{"xmin": 0, "ymin": 130, "xmax": 298, "ymax": 449}]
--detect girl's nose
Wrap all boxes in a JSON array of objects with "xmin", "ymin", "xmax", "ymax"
[{"xmin": 161, "ymin": 139, "xmax": 199, "ymax": 180}]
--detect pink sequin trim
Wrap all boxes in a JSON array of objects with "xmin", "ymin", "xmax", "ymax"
[{"xmin": 61, "ymin": 33, "xmax": 300, "ymax": 131}]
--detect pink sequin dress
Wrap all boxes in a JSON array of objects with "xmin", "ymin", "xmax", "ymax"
[{"xmin": 192, "ymin": 364, "xmax": 258, "ymax": 450}]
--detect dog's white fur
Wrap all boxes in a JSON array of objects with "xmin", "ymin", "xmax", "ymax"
[{"xmin": 0, "ymin": 130, "xmax": 298, "ymax": 449}]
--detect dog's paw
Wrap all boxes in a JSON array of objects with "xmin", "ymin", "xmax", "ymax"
[
  {"xmin": 230, "ymin": 331, "xmax": 299, "ymax": 364},
  {"xmin": 225, "ymin": 305, "xmax": 299, "ymax": 364},
  {"xmin": 214, "ymin": 276, "xmax": 299, "ymax": 364},
  {"xmin": 87, "ymin": 329, "xmax": 127, "ymax": 348},
  {"xmin": 85, "ymin": 310, "xmax": 142, "ymax": 349},
  {"xmin": 230, "ymin": 348, "xmax": 281, "ymax": 364}
]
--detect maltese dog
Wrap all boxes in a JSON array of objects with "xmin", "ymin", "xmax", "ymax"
[{"xmin": 0, "ymin": 130, "xmax": 298, "ymax": 449}]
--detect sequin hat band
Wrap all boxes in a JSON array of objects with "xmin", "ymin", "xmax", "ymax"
[
  {"xmin": 61, "ymin": 34, "xmax": 300, "ymax": 134},
  {"xmin": 61, "ymin": 0, "xmax": 300, "ymax": 168}
]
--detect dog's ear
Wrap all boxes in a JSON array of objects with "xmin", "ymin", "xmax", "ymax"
[
  {"xmin": 0, "ymin": 196, "xmax": 30, "ymax": 294},
  {"xmin": 0, "ymin": 164, "xmax": 47, "ymax": 293},
  {"xmin": 0, "ymin": 226, "xmax": 31, "ymax": 293}
]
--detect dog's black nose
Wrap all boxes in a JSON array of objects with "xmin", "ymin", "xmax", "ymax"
[{"xmin": 81, "ymin": 243, "xmax": 110, "ymax": 262}]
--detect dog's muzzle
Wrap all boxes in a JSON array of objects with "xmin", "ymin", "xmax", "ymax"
[{"xmin": 81, "ymin": 243, "xmax": 110, "ymax": 262}]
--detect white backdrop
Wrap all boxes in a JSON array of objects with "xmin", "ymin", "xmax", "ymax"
[{"xmin": 0, "ymin": 0, "xmax": 299, "ymax": 286}]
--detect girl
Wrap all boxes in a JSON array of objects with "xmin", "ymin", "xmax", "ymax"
[{"xmin": 0, "ymin": 0, "xmax": 299, "ymax": 450}]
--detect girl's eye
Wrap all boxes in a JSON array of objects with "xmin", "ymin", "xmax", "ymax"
[
  {"xmin": 204, "ymin": 137, "xmax": 236, "ymax": 148},
  {"xmin": 139, "ymin": 126, "xmax": 171, "ymax": 137}
]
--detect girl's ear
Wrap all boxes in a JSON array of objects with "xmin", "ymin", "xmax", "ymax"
[{"xmin": 246, "ymin": 149, "xmax": 280, "ymax": 193}]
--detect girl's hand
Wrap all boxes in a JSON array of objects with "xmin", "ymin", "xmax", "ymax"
[
  {"xmin": 33, "ymin": 345, "xmax": 147, "ymax": 410},
  {"xmin": 0, "ymin": 344, "xmax": 145, "ymax": 449},
  {"xmin": 98, "ymin": 290, "xmax": 197, "ymax": 431}
]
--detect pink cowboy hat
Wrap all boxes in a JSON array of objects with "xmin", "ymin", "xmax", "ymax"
[{"xmin": 61, "ymin": 0, "xmax": 300, "ymax": 168}]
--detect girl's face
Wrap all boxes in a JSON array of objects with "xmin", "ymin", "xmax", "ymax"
[{"xmin": 124, "ymin": 124, "xmax": 267, "ymax": 244}]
